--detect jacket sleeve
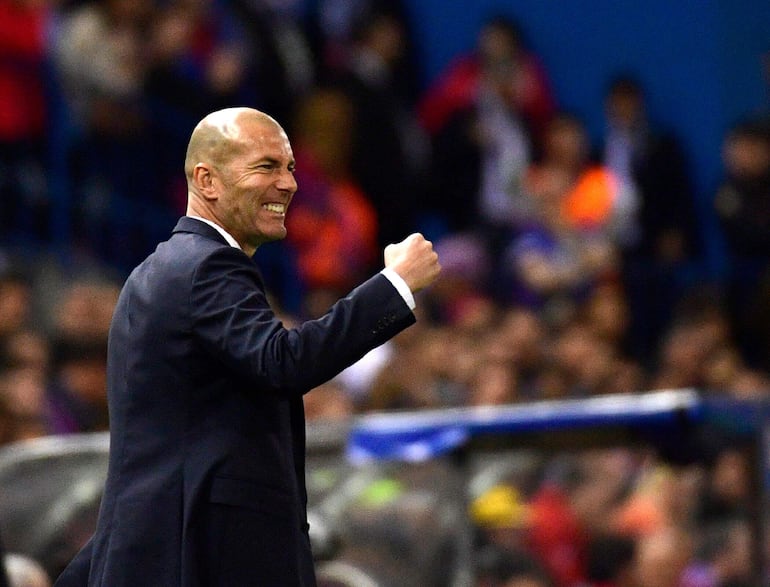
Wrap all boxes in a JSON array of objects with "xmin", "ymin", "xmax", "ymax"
[{"xmin": 190, "ymin": 247, "xmax": 415, "ymax": 395}]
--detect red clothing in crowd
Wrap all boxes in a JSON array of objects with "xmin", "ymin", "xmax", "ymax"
[
  {"xmin": 527, "ymin": 484, "xmax": 588, "ymax": 586},
  {"xmin": 417, "ymin": 54, "xmax": 555, "ymax": 137},
  {"xmin": 0, "ymin": 0, "xmax": 49, "ymax": 141},
  {"xmin": 286, "ymin": 149, "xmax": 379, "ymax": 292}
]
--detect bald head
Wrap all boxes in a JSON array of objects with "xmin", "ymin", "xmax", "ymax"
[
  {"xmin": 184, "ymin": 107, "xmax": 282, "ymax": 183},
  {"xmin": 183, "ymin": 107, "xmax": 297, "ymax": 255}
]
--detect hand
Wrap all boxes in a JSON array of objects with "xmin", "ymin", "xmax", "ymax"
[{"xmin": 384, "ymin": 233, "xmax": 441, "ymax": 294}]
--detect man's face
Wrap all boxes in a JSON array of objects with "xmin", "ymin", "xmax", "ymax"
[{"xmin": 214, "ymin": 118, "xmax": 297, "ymax": 251}]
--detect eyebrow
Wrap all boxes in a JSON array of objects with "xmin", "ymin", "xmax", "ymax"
[{"xmin": 253, "ymin": 157, "xmax": 295, "ymax": 168}]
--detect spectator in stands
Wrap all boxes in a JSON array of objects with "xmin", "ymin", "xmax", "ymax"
[
  {"xmin": 550, "ymin": 320, "xmax": 631, "ymax": 397},
  {"xmin": 228, "ymin": 0, "xmax": 315, "ymax": 125},
  {"xmin": 421, "ymin": 17, "xmax": 547, "ymax": 244},
  {"xmin": 0, "ymin": 268, "xmax": 48, "ymax": 444},
  {"xmin": 0, "ymin": 274, "xmax": 48, "ymax": 442},
  {"xmin": 524, "ymin": 465, "xmax": 588, "ymax": 586},
  {"xmin": 649, "ymin": 289, "xmax": 732, "ymax": 390},
  {"xmin": 43, "ymin": 278, "xmax": 117, "ymax": 433},
  {"xmin": 426, "ymin": 232, "xmax": 492, "ymax": 323},
  {"xmin": 0, "ymin": 0, "xmax": 51, "ymax": 245},
  {"xmin": 418, "ymin": 15, "xmax": 555, "ymax": 142},
  {"xmin": 467, "ymin": 355, "xmax": 520, "ymax": 406},
  {"xmin": 314, "ymin": 0, "xmax": 420, "ymax": 103},
  {"xmin": 714, "ymin": 118, "xmax": 770, "ymax": 369},
  {"xmin": 312, "ymin": 0, "xmax": 371, "ymax": 74},
  {"xmin": 50, "ymin": 279, "xmax": 119, "ymax": 343},
  {"xmin": 364, "ymin": 324, "xmax": 470, "ymax": 411},
  {"xmin": 529, "ymin": 113, "xmax": 639, "ymax": 248},
  {"xmin": 54, "ymin": 0, "xmax": 151, "ymax": 133},
  {"xmin": 500, "ymin": 163, "xmax": 619, "ymax": 316},
  {"xmin": 53, "ymin": 0, "xmax": 156, "ymax": 269},
  {"xmin": 147, "ymin": 0, "xmax": 247, "ymax": 118},
  {"xmin": 482, "ymin": 307, "xmax": 547, "ymax": 400},
  {"xmin": 335, "ymin": 5, "xmax": 426, "ymax": 247},
  {"xmin": 599, "ymin": 76, "xmax": 701, "ymax": 364},
  {"xmin": 285, "ymin": 88, "xmax": 379, "ymax": 297},
  {"xmin": 578, "ymin": 284, "xmax": 646, "ymax": 393},
  {"xmin": 45, "ymin": 336, "xmax": 108, "ymax": 433},
  {"xmin": 600, "ymin": 76, "xmax": 699, "ymax": 262},
  {"xmin": 145, "ymin": 0, "xmax": 254, "ymax": 211},
  {"xmin": 527, "ymin": 451, "xmax": 636, "ymax": 586},
  {"xmin": 714, "ymin": 119, "xmax": 770, "ymax": 264}
]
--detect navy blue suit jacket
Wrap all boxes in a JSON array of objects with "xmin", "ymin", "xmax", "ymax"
[{"xmin": 54, "ymin": 217, "xmax": 415, "ymax": 587}]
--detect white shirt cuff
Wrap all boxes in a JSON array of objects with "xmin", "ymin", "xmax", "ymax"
[{"xmin": 380, "ymin": 268, "xmax": 416, "ymax": 310}]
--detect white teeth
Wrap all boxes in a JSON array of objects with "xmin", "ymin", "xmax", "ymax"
[{"xmin": 263, "ymin": 203, "xmax": 285, "ymax": 214}]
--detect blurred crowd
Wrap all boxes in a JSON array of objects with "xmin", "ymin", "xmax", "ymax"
[{"xmin": 1, "ymin": 0, "xmax": 770, "ymax": 586}]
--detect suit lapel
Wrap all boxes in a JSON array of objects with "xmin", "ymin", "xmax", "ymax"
[{"xmin": 171, "ymin": 217, "xmax": 270, "ymax": 306}]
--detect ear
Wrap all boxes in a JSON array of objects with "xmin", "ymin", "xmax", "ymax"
[{"xmin": 192, "ymin": 163, "xmax": 218, "ymax": 201}]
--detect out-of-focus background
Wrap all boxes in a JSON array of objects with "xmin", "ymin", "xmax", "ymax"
[{"xmin": 0, "ymin": 0, "xmax": 769, "ymax": 585}]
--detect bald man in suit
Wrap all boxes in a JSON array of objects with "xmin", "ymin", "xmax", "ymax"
[{"xmin": 54, "ymin": 108, "xmax": 440, "ymax": 587}]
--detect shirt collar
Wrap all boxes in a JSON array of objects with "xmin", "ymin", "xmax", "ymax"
[{"xmin": 187, "ymin": 216, "xmax": 241, "ymax": 250}]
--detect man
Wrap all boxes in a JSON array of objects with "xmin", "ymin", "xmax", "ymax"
[{"xmin": 54, "ymin": 107, "xmax": 440, "ymax": 586}]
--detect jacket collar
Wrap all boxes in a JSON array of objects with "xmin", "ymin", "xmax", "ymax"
[{"xmin": 172, "ymin": 216, "xmax": 230, "ymax": 247}]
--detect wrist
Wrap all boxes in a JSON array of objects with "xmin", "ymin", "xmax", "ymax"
[{"xmin": 380, "ymin": 268, "xmax": 416, "ymax": 310}]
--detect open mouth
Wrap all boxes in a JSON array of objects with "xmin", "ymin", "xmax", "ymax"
[{"xmin": 262, "ymin": 203, "xmax": 286, "ymax": 215}]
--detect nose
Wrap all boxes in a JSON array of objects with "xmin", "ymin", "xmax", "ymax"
[{"xmin": 276, "ymin": 168, "xmax": 297, "ymax": 193}]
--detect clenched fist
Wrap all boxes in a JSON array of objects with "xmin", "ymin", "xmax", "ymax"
[{"xmin": 384, "ymin": 233, "xmax": 441, "ymax": 294}]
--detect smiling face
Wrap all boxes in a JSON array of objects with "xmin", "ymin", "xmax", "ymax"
[
  {"xmin": 186, "ymin": 108, "xmax": 298, "ymax": 255},
  {"xmin": 216, "ymin": 116, "xmax": 297, "ymax": 251}
]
